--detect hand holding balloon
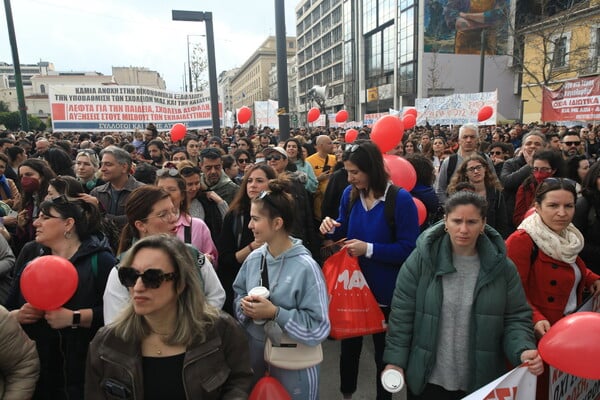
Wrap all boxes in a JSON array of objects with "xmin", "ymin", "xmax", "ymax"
[
  {"xmin": 520, "ymin": 349, "xmax": 544, "ymax": 376},
  {"xmin": 45, "ymin": 307, "xmax": 75, "ymax": 330},
  {"xmin": 15, "ymin": 303, "xmax": 44, "ymax": 325},
  {"xmin": 534, "ymin": 320, "xmax": 551, "ymax": 340}
]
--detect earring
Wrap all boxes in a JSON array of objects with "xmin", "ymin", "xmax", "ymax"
[
  {"xmin": 444, "ymin": 226, "xmax": 448, "ymax": 232},
  {"xmin": 64, "ymin": 230, "xmax": 72, "ymax": 239}
]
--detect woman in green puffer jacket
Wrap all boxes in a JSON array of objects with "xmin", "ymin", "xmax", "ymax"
[{"xmin": 383, "ymin": 191, "xmax": 543, "ymax": 400}]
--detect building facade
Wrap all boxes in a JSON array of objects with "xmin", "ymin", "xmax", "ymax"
[
  {"xmin": 295, "ymin": 0, "xmax": 523, "ymax": 123},
  {"xmin": 112, "ymin": 66, "xmax": 166, "ymax": 89},
  {"xmin": 520, "ymin": 0, "xmax": 600, "ymax": 123},
  {"xmin": 218, "ymin": 68, "xmax": 239, "ymax": 118},
  {"xmin": 0, "ymin": 61, "xmax": 54, "ymax": 88},
  {"xmin": 230, "ymin": 36, "xmax": 296, "ymax": 113}
]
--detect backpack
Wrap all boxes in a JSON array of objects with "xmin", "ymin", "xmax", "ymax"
[{"xmin": 347, "ymin": 185, "xmax": 400, "ymax": 236}]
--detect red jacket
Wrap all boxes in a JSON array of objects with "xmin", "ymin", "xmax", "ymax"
[
  {"xmin": 512, "ymin": 182, "xmax": 536, "ymax": 227},
  {"xmin": 506, "ymin": 230, "xmax": 600, "ymax": 325}
]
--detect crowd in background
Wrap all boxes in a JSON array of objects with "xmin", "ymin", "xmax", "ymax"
[{"xmin": 0, "ymin": 118, "xmax": 598, "ymax": 399}]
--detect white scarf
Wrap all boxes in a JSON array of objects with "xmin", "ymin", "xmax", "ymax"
[{"xmin": 518, "ymin": 213, "xmax": 584, "ymax": 264}]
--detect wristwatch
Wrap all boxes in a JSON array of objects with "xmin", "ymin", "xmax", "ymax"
[{"xmin": 72, "ymin": 311, "xmax": 81, "ymax": 329}]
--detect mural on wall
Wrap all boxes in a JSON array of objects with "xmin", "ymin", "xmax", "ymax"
[{"xmin": 424, "ymin": 0, "xmax": 511, "ymax": 55}]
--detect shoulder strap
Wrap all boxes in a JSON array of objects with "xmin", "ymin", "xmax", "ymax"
[
  {"xmin": 91, "ymin": 253, "xmax": 98, "ymax": 278},
  {"xmin": 260, "ymin": 255, "xmax": 270, "ymax": 289},
  {"xmin": 446, "ymin": 154, "xmax": 458, "ymax": 184},
  {"xmin": 384, "ymin": 185, "xmax": 400, "ymax": 233},
  {"xmin": 184, "ymin": 221, "xmax": 192, "ymax": 244}
]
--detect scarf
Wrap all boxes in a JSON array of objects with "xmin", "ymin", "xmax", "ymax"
[
  {"xmin": 518, "ymin": 213, "xmax": 584, "ymax": 264},
  {"xmin": 0, "ymin": 175, "xmax": 12, "ymax": 200}
]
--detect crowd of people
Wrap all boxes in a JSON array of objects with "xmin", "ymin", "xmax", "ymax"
[{"xmin": 0, "ymin": 119, "xmax": 598, "ymax": 399}]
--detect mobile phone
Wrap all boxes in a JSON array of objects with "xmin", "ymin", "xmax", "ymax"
[{"xmin": 323, "ymin": 164, "xmax": 331, "ymax": 173}]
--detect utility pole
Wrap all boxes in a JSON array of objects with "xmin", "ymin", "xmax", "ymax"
[
  {"xmin": 4, "ymin": 0, "xmax": 29, "ymax": 130},
  {"xmin": 275, "ymin": 0, "xmax": 290, "ymax": 140}
]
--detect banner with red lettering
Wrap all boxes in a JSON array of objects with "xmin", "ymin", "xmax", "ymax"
[
  {"xmin": 461, "ymin": 366, "xmax": 536, "ymax": 400},
  {"xmin": 49, "ymin": 85, "xmax": 222, "ymax": 132},
  {"xmin": 542, "ymin": 76, "xmax": 600, "ymax": 122}
]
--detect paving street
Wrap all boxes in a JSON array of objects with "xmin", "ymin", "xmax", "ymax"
[{"xmin": 319, "ymin": 337, "xmax": 407, "ymax": 400}]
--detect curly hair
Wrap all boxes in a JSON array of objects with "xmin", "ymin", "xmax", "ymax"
[{"xmin": 447, "ymin": 155, "xmax": 502, "ymax": 195}]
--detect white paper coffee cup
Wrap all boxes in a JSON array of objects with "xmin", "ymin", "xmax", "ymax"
[
  {"xmin": 381, "ymin": 369, "xmax": 404, "ymax": 393},
  {"xmin": 248, "ymin": 286, "xmax": 270, "ymax": 325}
]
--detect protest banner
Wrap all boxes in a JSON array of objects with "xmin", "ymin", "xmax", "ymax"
[
  {"xmin": 363, "ymin": 112, "xmax": 389, "ymax": 127},
  {"xmin": 415, "ymin": 90, "xmax": 497, "ymax": 126},
  {"xmin": 254, "ymin": 100, "xmax": 279, "ymax": 129},
  {"xmin": 461, "ymin": 366, "xmax": 536, "ymax": 400},
  {"xmin": 548, "ymin": 294, "xmax": 600, "ymax": 400},
  {"xmin": 49, "ymin": 85, "xmax": 222, "ymax": 132},
  {"xmin": 542, "ymin": 76, "xmax": 600, "ymax": 122}
]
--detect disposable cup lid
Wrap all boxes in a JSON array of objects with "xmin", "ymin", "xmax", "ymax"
[
  {"xmin": 248, "ymin": 286, "xmax": 269, "ymax": 297},
  {"xmin": 381, "ymin": 369, "xmax": 404, "ymax": 393}
]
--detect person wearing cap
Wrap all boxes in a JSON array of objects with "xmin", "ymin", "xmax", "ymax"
[{"xmin": 199, "ymin": 148, "xmax": 239, "ymax": 205}]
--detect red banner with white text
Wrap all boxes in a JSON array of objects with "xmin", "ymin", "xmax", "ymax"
[{"xmin": 542, "ymin": 76, "xmax": 600, "ymax": 122}]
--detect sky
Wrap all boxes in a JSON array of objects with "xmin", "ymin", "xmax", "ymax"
[{"xmin": 1, "ymin": 0, "xmax": 299, "ymax": 91}]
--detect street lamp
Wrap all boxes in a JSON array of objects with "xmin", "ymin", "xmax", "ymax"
[{"xmin": 172, "ymin": 10, "xmax": 220, "ymax": 134}]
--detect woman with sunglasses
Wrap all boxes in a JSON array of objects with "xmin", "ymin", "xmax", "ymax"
[
  {"xmin": 154, "ymin": 165, "xmax": 218, "ymax": 264},
  {"xmin": 234, "ymin": 149, "xmax": 253, "ymax": 179},
  {"xmin": 320, "ymin": 140, "xmax": 420, "ymax": 400},
  {"xmin": 103, "ymin": 186, "xmax": 224, "ymax": 324},
  {"xmin": 447, "ymin": 154, "xmax": 509, "ymax": 237},
  {"xmin": 216, "ymin": 164, "xmax": 277, "ymax": 315},
  {"xmin": 6, "ymin": 195, "xmax": 116, "ymax": 399},
  {"xmin": 512, "ymin": 150, "xmax": 565, "ymax": 227},
  {"xmin": 75, "ymin": 149, "xmax": 104, "ymax": 193},
  {"xmin": 506, "ymin": 178, "xmax": 600, "ymax": 400},
  {"xmin": 177, "ymin": 161, "xmax": 228, "ymax": 241},
  {"xmin": 233, "ymin": 178, "xmax": 330, "ymax": 399},
  {"xmin": 87, "ymin": 235, "xmax": 253, "ymax": 400}
]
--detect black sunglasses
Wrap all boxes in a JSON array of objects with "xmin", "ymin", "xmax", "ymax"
[
  {"xmin": 562, "ymin": 141, "xmax": 581, "ymax": 147},
  {"xmin": 118, "ymin": 266, "xmax": 178, "ymax": 289},
  {"xmin": 489, "ymin": 150, "xmax": 504, "ymax": 156},
  {"xmin": 265, "ymin": 155, "xmax": 283, "ymax": 161},
  {"xmin": 237, "ymin": 158, "xmax": 250, "ymax": 164}
]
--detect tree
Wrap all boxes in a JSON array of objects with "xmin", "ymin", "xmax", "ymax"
[{"xmin": 190, "ymin": 43, "xmax": 209, "ymax": 93}]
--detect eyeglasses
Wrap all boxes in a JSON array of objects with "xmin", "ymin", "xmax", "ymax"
[
  {"xmin": 562, "ymin": 141, "xmax": 581, "ymax": 147},
  {"xmin": 532, "ymin": 167, "xmax": 553, "ymax": 173},
  {"xmin": 237, "ymin": 158, "xmax": 250, "ymax": 164},
  {"xmin": 466, "ymin": 165, "xmax": 484, "ymax": 173},
  {"xmin": 180, "ymin": 166, "xmax": 200, "ymax": 176},
  {"xmin": 489, "ymin": 151, "xmax": 504, "ymax": 156},
  {"xmin": 142, "ymin": 207, "xmax": 180, "ymax": 223},
  {"xmin": 156, "ymin": 168, "xmax": 179, "ymax": 177},
  {"xmin": 118, "ymin": 267, "xmax": 177, "ymax": 289},
  {"xmin": 265, "ymin": 155, "xmax": 283, "ymax": 162}
]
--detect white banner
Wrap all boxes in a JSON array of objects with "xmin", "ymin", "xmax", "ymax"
[
  {"xmin": 462, "ymin": 366, "xmax": 536, "ymax": 400},
  {"xmin": 254, "ymin": 100, "xmax": 279, "ymax": 129},
  {"xmin": 49, "ymin": 85, "xmax": 222, "ymax": 132},
  {"xmin": 416, "ymin": 90, "xmax": 498, "ymax": 126}
]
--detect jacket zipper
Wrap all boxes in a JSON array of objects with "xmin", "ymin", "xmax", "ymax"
[{"xmin": 100, "ymin": 355, "xmax": 137, "ymax": 400}]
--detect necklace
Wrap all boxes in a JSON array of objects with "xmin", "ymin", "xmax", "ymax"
[{"xmin": 148, "ymin": 328, "xmax": 172, "ymax": 355}]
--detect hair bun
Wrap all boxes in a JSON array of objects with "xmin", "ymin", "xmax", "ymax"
[{"xmin": 267, "ymin": 177, "xmax": 291, "ymax": 194}]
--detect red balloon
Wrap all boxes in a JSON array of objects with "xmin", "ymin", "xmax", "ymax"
[
  {"xmin": 170, "ymin": 123, "xmax": 187, "ymax": 142},
  {"xmin": 403, "ymin": 108, "xmax": 417, "ymax": 118},
  {"xmin": 345, "ymin": 129, "xmax": 359, "ymax": 143},
  {"xmin": 238, "ymin": 106, "xmax": 252, "ymax": 124},
  {"xmin": 335, "ymin": 110, "xmax": 349, "ymax": 123},
  {"xmin": 307, "ymin": 107, "xmax": 320, "ymax": 123},
  {"xmin": 477, "ymin": 105, "xmax": 494, "ymax": 122},
  {"xmin": 382, "ymin": 154, "xmax": 417, "ymax": 191},
  {"xmin": 20, "ymin": 255, "xmax": 78, "ymax": 311},
  {"xmin": 371, "ymin": 115, "xmax": 404, "ymax": 153},
  {"xmin": 539, "ymin": 312, "xmax": 600, "ymax": 380},
  {"xmin": 403, "ymin": 114, "xmax": 416, "ymax": 130},
  {"xmin": 249, "ymin": 376, "xmax": 291, "ymax": 400},
  {"xmin": 412, "ymin": 197, "xmax": 427, "ymax": 225}
]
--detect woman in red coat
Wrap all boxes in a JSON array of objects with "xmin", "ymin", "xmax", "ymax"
[{"xmin": 506, "ymin": 177, "xmax": 600, "ymax": 400}]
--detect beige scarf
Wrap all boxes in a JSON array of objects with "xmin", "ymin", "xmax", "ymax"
[{"xmin": 518, "ymin": 213, "xmax": 584, "ymax": 264}]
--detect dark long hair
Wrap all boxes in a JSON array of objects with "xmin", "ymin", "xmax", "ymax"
[
  {"xmin": 18, "ymin": 158, "xmax": 56, "ymax": 210},
  {"xmin": 342, "ymin": 140, "xmax": 389, "ymax": 200}
]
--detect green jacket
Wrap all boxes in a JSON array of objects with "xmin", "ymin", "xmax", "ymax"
[{"xmin": 383, "ymin": 221, "xmax": 535, "ymax": 395}]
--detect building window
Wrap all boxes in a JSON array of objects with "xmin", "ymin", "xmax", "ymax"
[
  {"xmin": 40, "ymin": 84, "xmax": 46, "ymax": 94},
  {"xmin": 551, "ymin": 34, "xmax": 570, "ymax": 69}
]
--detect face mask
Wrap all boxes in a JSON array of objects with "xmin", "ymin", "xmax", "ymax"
[
  {"xmin": 533, "ymin": 171, "xmax": 553, "ymax": 183},
  {"xmin": 21, "ymin": 176, "xmax": 41, "ymax": 193}
]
